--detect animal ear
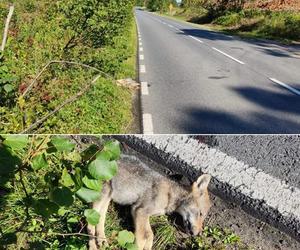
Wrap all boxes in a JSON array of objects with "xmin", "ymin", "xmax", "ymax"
[{"xmin": 193, "ymin": 174, "xmax": 211, "ymax": 193}]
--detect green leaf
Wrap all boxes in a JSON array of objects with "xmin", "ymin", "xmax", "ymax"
[
  {"xmin": 67, "ymin": 217, "xmax": 78, "ymax": 223},
  {"xmin": 2, "ymin": 135, "xmax": 28, "ymax": 150},
  {"xmin": 31, "ymin": 154, "xmax": 48, "ymax": 171},
  {"xmin": 84, "ymin": 209, "xmax": 100, "ymax": 226},
  {"xmin": 95, "ymin": 150, "xmax": 111, "ymax": 160},
  {"xmin": 3, "ymin": 84, "xmax": 14, "ymax": 93},
  {"xmin": 0, "ymin": 147, "xmax": 21, "ymax": 175},
  {"xmin": 81, "ymin": 144, "xmax": 100, "ymax": 161},
  {"xmin": 33, "ymin": 199, "xmax": 59, "ymax": 217},
  {"xmin": 117, "ymin": 230, "xmax": 135, "ymax": 247},
  {"xmin": 88, "ymin": 159, "xmax": 118, "ymax": 180},
  {"xmin": 126, "ymin": 243, "xmax": 138, "ymax": 250},
  {"xmin": 61, "ymin": 168, "xmax": 74, "ymax": 187},
  {"xmin": 76, "ymin": 187, "xmax": 100, "ymax": 203},
  {"xmin": 104, "ymin": 140, "xmax": 120, "ymax": 160},
  {"xmin": 82, "ymin": 175, "xmax": 102, "ymax": 191},
  {"xmin": 50, "ymin": 186, "xmax": 74, "ymax": 207},
  {"xmin": 50, "ymin": 137, "xmax": 75, "ymax": 152}
]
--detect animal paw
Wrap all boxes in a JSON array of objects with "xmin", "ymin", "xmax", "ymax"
[{"xmin": 89, "ymin": 239, "xmax": 98, "ymax": 250}]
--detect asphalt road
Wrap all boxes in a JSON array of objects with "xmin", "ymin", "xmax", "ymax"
[
  {"xmin": 136, "ymin": 9, "xmax": 300, "ymax": 134},
  {"xmin": 117, "ymin": 135, "xmax": 300, "ymax": 241}
]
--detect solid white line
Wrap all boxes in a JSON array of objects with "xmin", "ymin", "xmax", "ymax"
[
  {"xmin": 138, "ymin": 135, "xmax": 300, "ymax": 220},
  {"xmin": 142, "ymin": 114, "xmax": 154, "ymax": 134},
  {"xmin": 139, "ymin": 47, "xmax": 143, "ymax": 52},
  {"xmin": 269, "ymin": 78, "xmax": 300, "ymax": 96},
  {"xmin": 141, "ymin": 82, "xmax": 149, "ymax": 95},
  {"xmin": 189, "ymin": 35, "xmax": 204, "ymax": 44},
  {"xmin": 140, "ymin": 65, "xmax": 146, "ymax": 73},
  {"xmin": 212, "ymin": 47, "xmax": 245, "ymax": 65},
  {"xmin": 139, "ymin": 54, "xmax": 144, "ymax": 60}
]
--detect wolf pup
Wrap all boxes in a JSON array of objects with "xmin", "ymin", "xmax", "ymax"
[{"xmin": 88, "ymin": 154, "xmax": 212, "ymax": 250}]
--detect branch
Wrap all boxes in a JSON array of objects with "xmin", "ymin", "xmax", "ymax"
[
  {"xmin": 1, "ymin": 4, "xmax": 14, "ymax": 52},
  {"xmin": 21, "ymin": 60, "xmax": 114, "ymax": 97},
  {"xmin": 20, "ymin": 74, "xmax": 101, "ymax": 134}
]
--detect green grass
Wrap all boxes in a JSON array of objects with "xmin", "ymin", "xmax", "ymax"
[{"xmin": 0, "ymin": 0, "xmax": 137, "ymax": 134}]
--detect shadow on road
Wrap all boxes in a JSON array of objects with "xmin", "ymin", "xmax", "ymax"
[
  {"xmin": 178, "ymin": 28, "xmax": 300, "ymax": 58},
  {"xmin": 177, "ymin": 86, "xmax": 300, "ymax": 134}
]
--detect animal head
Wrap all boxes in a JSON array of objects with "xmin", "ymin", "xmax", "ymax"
[{"xmin": 176, "ymin": 174, "xmax": 212, "ymax": 236}]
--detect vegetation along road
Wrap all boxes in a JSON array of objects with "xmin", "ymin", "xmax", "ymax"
[{"xmin": 136, "ymin": 8, "xmax": 300, "ymax": 134}]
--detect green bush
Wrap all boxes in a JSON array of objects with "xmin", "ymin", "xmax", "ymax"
[
  {"xmin": 0, "ymin": 0, "xmax": 136, "ymax": 134},
  {"xmin": 0, "ymin": 135, "xmax": 137, "ymax": 249}
]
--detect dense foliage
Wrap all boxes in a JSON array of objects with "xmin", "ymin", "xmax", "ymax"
[
  {"xmin": 162, "ymin": 0, "xmax": 300, "ymax": 41},
  {"xmin": 146, "ymin": 0, "xmax": 178, "ymax": 12},
  {"xmin": 0, "ymin": 135, "xmax": 138, "ymax": 249},
  {"xmin": 0, "ymin": 0, "xmax": 136, "ymax": 134}
]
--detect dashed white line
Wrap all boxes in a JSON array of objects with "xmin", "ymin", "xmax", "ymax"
[
  {"xmin": 188, "ymin": 35, "xmax": 204, "ymax": 44},
  {"xmin": 139, "ymin": 47, "xmax": 143, "ymax": 52},
  {"xmin": 142, "ymin": 114, "xmax": 154, "ymax": 134},
  {"xmin": 139, "ymin": 42, "xmax": 142, "ymax": 46},
  {"xmin": 168, "ymin": 24, "xmax": 174, "ymax": 28},
  {"xmin": 212, "ymin": 47, "xmax": 245, "ymax": 65},
  {"xmin": 140, "ymin": 65, "xmax": 146, "ymax": 73},
  {"xmin": 269, "ymin": 78, "xmax": 300, "ymax": 96},
  {"xmin": 141, "ymin": 82, "xmax": 149, "ymax": 95},
  {"xmin": 139, "ymin": 54, "xmax": 144, "ymax": 60}
]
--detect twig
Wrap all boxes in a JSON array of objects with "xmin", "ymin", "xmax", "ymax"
[
  {"xmin": 20, "ymin": 74, "xmax": 101, "ymax": 134},
  {"xmin": 1, "ymin": 4, "xmax": 14, "ymax": 52},
  {"xmin": 21, "ymin": 60, "xmax": 115, "ymax": 97},
  {"xmin": 19, "ymin": 230, "xmax": 100, "ymax": 239}
]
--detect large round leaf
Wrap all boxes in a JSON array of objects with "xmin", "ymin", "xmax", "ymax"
[
  {"xmin": 33, "ymin": 199, "xmax": 59, "ymax": 217},
  {"xmin": 104, "ymin": 140, "xmax": 120, "ymax": 160},
  {"xmin": 2, "ymin": 135, "xmax": 28, "ymax": 150},
  {"xmin": 82, "ymin": 175, "xmax": 102, "ymax": 191},
  {"xmin": 76, "ymin": 187, "xmax": 101, "ymax": 203},
  {"xmin": 50, "ymin": 137, "xmax": 75, "ymax": 152},
  {"xmin": 84, "ymin": 209, "xmax": 100, "ymax": 226},
  {"xmin": 50, "ymin": 187, "xmax": 74, "ymax": 207},
  {"xmin": 88, "ymin": 159, "xmax": 117, "ymax": 180},
  {"xmin": 31, "ymin": 154, "xmax": 48, "ymax": 171},
  {"xmin": 117, "ymin": 230, "xmax": 135, "ymax": 247}
]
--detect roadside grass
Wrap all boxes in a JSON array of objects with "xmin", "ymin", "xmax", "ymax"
[
  {"xmin": 0, "ymin": 1, "xmax": 137, "ymax": 134},
  {"xmin": 161, "ymin": 7, "xmax": 300, "ymax": 44},
  {"xmin": 0, "ymin": 163, "xmax": 250, "ymax": 250},
  {"xmin": 103, "ymin": 206, "xmax": 251, "ymax": 250}
]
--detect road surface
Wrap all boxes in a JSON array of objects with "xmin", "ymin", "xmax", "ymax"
[
  {"xmin": 136, "ymin": 9, "xmax": 300, "ymax": 134},
  {"xmin": 117, "ymin": 135, "xmax": 300, "ymax": 242}
]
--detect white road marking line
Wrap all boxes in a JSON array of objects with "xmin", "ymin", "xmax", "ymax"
[
  {"xmin": 188, "ymin": 35, "xmax": 204, "ymax": 43},
  {"xmin": 141, "ymin": 82, "xmax": 149, "ymax": 95},
  {"xmin": 139, "ymin": 54, "xmax": 144, "ymax": 60},
  {"xmin": 168, "ymin": 24, "xmax": 174, "ymax": 28},
  {"xmin": 139, "ymin": 42, "xmax": 142, "ymax": 46},
  {"xmin": 140, "ymin": 47, "xmax": 143, "ymax": 52},
  {"xmin": 140, "ymin": 65, "xmax": 146, "ymax": 73},
  {"xmin": 212, "ymin": 47, "xmax": 245, "ymax": 65},
  {"xmin": 269, "ymin": 78, "xmax": 300, "ymax": 96},
  {"xmin": 137, "ymin": 135, "xmax": 300, "ymax": 223},
  {"xmin": 142, "ymin": 114, "xmax": 154, "ymax": 134}
]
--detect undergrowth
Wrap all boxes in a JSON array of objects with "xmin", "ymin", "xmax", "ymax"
[
  {"xmin": 166, "ymin": 7, "xmax": 300, "ymax": 42},
  {"xmin": 0, "ymin": 0, "xmax": 137, "ymax": 134}
]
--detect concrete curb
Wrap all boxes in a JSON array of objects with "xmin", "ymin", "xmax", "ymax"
[{"xmin": 115, "ymin": 135, "xmax": 300, "ymax": 242}]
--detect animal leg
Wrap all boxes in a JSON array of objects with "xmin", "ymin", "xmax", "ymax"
[
  {"xmin": 144, "ymin": 217, "xmax": 154, "ymax": 250},
  {"xmin": 132, "ymin": 207, "xmax": 151, "ymax": 250},
  {"xmin": 95, "ymin": 184, "xmax": 112, "ymax": 247},
  {"xmin": 87, "ymin": 219, "xmax": 97, "ymax": 250}
]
